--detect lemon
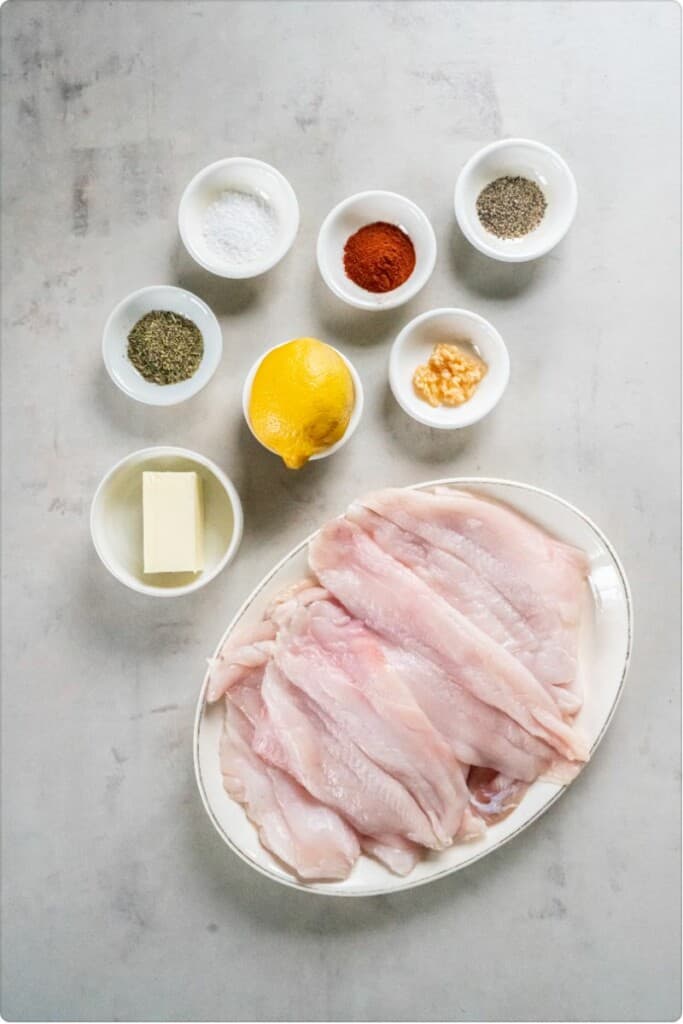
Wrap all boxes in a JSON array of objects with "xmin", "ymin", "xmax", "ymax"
[{"xmin": 249, "ymin": 338, "xmax": 355, "ymax": 469}]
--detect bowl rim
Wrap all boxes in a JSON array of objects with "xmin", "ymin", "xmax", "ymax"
[
  {"xmin": 102, "ymin": 284, "xmax": 223, "ymax": 407},
  {"xmin": 454, "ymin": 137, "xmax": 578, "ymax": 263},
  {"xmin": 241, "ymin": 340, "xmax": 365, "ymax": 463},
  {"xmin": 316, "ymin": 188, "xmax": 437, "ymax": 310},
  {"xmin": 389, "ymin": 306, "xmax": 510, "ymax": 429},
  {"xmin": 177, "ymin": 156, "xmax": 300, "ymax": 279},
  {"xmin": 90, "ymin": 445, "xmax": 244, "ymax": 597}
]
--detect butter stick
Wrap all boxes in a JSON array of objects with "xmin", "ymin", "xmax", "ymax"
[{"xmin": 142, "ymin": 471, "xmax": 204, "ymax": 574}]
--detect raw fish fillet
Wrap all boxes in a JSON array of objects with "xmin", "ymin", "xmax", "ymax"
[
  {"xmin": 381, "ymin": 643, "xmax": 556, "ymax": 782},
  {"xmin": 210, "ymin": 487, "xmax": 590, "ymax": 883},
  {"xmin": 361, "ymin": 836, "xmax": 422, "ymax": 875},
  {"xmin": 207, "ymin": 580, "xmax": 331, "ymax": 703},
  {"xmin": 349, "ymin": 502, "xmax": 580, "ymax": 713},
  {"xmin": 458, "ymin": 805, "xmax": 487, "ymax": 840},
  {"xmin": 207, "ymin": 620, "xmax": 276, "ymax": 702},
  {"xmin": 359, "ymin": 488, "xmax": 588, "ymax": 713},
  {"xmin": 256, "ymin": 662, "xmax": 446, "ymax": 850},
  {"xmin": 273, "ymin": 596, "xmax": 469, "ymax": 844},
  {"xmin": 220, "ymin": 697, "xmax": 360, "ymax": 880},
  {"xmin": 309, "ymin": 518, "xmax": 588, "ymax": 764}
]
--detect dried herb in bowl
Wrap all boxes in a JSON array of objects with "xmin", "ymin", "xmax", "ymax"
[{"xmin": 127, "ymin": 310, "xmax": 204, "ymax": 385}]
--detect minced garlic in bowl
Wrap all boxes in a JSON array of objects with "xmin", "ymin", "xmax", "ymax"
[{"xmin": 412, "ymin": 342, "xmax": 487, "ymax": 408}]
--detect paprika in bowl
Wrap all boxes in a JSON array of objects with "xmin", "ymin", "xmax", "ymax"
[{"xmin": 317, "ymin": 190, "xmax": 437, "ymax": 311}]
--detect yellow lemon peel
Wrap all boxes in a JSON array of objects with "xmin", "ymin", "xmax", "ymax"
[{"xmin": 249, "ymin": 338, "xmax": 355, "ymax": 469}]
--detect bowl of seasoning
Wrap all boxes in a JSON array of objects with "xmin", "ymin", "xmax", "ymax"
[
  {"xmin": 178, "ymin": 157, "xmax": 299, "ymax": 279},
  {"xmin": 317, "ymin": 190, "xmax": 437, "ymax": 310},
  {"xmin": 103, "ymin": 285, "xmax": 223, "ymax": 406},
  {"xmin": 454, "ymin": 139, "xmax": 577, "ymax": 262},
  {"xmin": 389, "ymin": 308, "xmax": 510, "ymax": 429}
]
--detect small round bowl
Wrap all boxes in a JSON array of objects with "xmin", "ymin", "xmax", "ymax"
[
  {"xmin": 317, "ymin": 190, "xmax": 437, "ymax": 310},
  {"xmin": 103, "ymin": 285, "xmax": 223, "ymax": 406},
  {"xmin": 454, "ymin": 139, "xmax": 577, "ymax": 262},
  {"xmin": 389, "ymin": 308, "xmax": 510, "ymax": 429},
  {"xmin": 178, "ymin": 157, "xmax": 299, "ymax": 278},
  {"xmin": 242, "ymin": 341, "xmax": 364, "ymax": 464},
  {"xmin": 90, "ymin": 446, "xmax": 243, "ymax": 597}
]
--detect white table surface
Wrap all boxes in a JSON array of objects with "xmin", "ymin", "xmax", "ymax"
[{"xmin": 1, "ymin": 1, "xmax": 680, "ymax": 1020}]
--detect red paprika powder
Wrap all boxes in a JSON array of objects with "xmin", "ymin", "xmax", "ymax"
[{"xmin": 343, "ymin": 221, "xmax": 416, "ymax": 293}]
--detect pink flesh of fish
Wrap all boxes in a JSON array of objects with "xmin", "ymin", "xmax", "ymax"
[
  {"xmin": 211, "ymin": 489, "xmax": 589, "ymax": 881},
  {"xmin": 222, "ymin": 671, "xmax": 480, "ymax": 874},
  {"xmin": 220, "ymin": 698, "xmax": 360, "ymax": 881},
  {"xmin": 216, "ymin": 595, "xmax": 471, "ymax": 867},
  {"xmin": 256, "ymin": 662, "xmax": 445, "ymax": 850},
  {"xmin": 360, "ymin": 488, "xmax": 588, "ymax": 713},
  {"xmin": 308, "ymin": 518, "xmax": 588, "ymax": 764},
  {"xmin": 361, "ymin": 835, "xmax": 422, "ymax": 875},
  {"xmin": 273, "ymin": 596, "xmax": 469, "ymax": 845},
  {"xmin": 380, "ymin": 642, "xmax": 556, "ymax": 782},
  {"xmin": 206, "ymin": 580, "xmax": 328, "ymax": 703},
  {"xmin": 265, "ymin": 553, "xmax": 556, "ymax": 789},
  {"xmin": 230, "ymin": 660, "xmax": 433, "ymax": 876},
  {"xmin": 458, "ymin": 805, "xmax": 488, "ymax": 840},
  {"xmin": 348, "ymin": 502, "xmax": 581, "ymax": 714},
  {"xmin": 207, "ymin": 621, "xmax": 276, "ymax": 703},
  {"xmin": 427, "ymin": 487, "xmax": 588, "ymax": 604}
]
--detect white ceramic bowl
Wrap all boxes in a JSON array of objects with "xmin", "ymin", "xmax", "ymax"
[
  {"xmin": 317, "ymin": 190, "xmax": 437, "ymax": 310},
  {"xmin": 455, "ymin": 139, "xmax": 578, "ymax": 262},
  {"xmin": 178, "ymin": 157, "xmax": 299, "ymax": 278},
  {"xmin": 90, "ymin": 446, "xmax": 243, "ymax": 597},
  {"xmin": 242, "ymin": 341, "xmax": 364, "ymax": 464},
  {"xmin": 390, "ymin": 308, "xmax": 510, "ymax": 429},
  {"xmin": 103, "ymin": 285, "xmax": 223, "ymax": 406}
]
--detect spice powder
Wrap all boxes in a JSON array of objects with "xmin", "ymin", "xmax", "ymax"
[
  {"xmin": 343, "ymin": 221, "xmax": 416, "ymax": 293},
  {"xmin": 476, "ymin": 176, "xmax": 547, "ymax": 239}
]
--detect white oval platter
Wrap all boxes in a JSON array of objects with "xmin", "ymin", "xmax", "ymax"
[{"xmin": 194, "ymin": 479, "xmax": 632, "ymax": 896}]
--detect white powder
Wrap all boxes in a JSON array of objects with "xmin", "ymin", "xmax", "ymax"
[{"xmin": 202, "ymin": 190, "xmax": 278, "ymax": 264}]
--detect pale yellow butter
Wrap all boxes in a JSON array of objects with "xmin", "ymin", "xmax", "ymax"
[{"xmin": 142, "ymin": 471, "xmax": 204, "ymax": 574}]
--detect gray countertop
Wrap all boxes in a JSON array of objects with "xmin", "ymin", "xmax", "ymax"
[{"xmin": 1, "ymin": 1, "xmax": 680, "ymax": 1020}]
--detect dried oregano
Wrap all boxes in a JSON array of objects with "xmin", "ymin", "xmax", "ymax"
[{"xmin": 127, "ymin": 310, "xmax": 204, "ymax": 385}]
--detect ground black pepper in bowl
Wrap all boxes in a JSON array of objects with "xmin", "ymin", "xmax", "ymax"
[
  {"xmin": 476, "ymin": 176, "xmax": 547, "ymax": 239},
  {"xmin": 127, "ymin": 310, "xmax": 204, "ymax": 385}
]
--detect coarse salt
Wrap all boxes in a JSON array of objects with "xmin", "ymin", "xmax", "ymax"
[{"xmin": 202, "ymin": 190, "xmax": 278, "ymax": 264}]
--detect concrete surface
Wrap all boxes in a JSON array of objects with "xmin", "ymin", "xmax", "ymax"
[{"xmin": 1, "ymin": 1, "xmax": 680, "ymax": 1020}]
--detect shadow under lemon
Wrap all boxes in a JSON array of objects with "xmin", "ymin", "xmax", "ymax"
[{"xmin": 232, "ymin": 417, "xmax": 338, "ymax": 540}]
